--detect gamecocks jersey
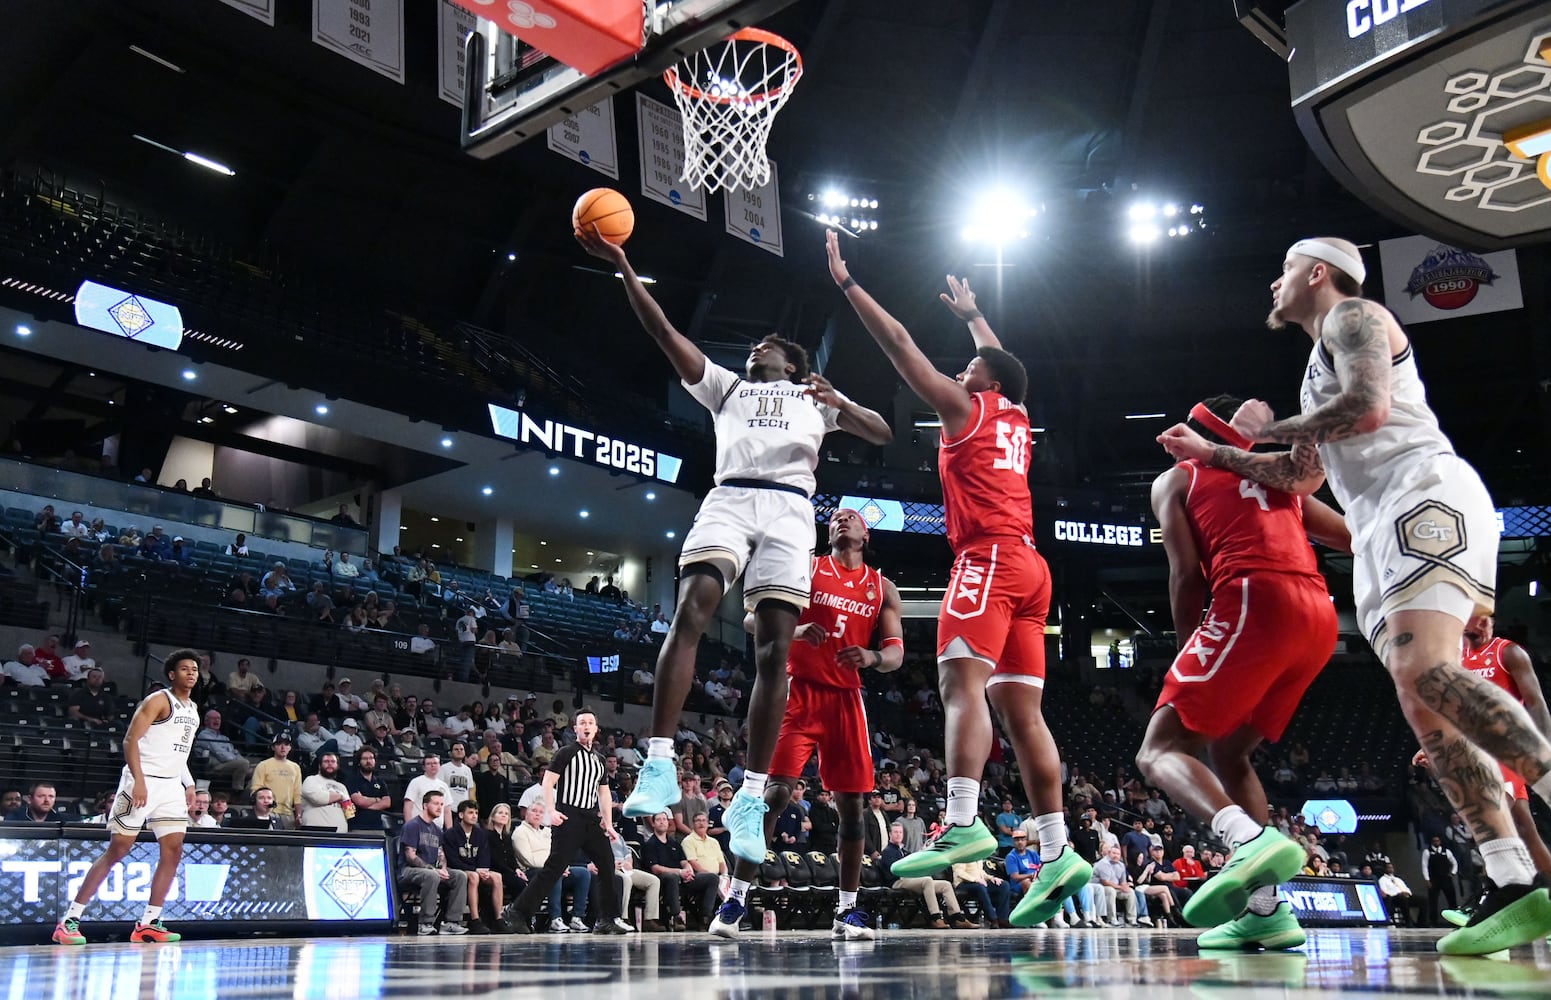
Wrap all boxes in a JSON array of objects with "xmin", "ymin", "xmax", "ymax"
[
  {"xmin": 938, "ymin": 391, "xmax": 1033, "ymax": 551},
  {"xmin": 1461, "ymin": 636, "xmax": 1522, "ymax": 701},
  {"xmin": 788, "ymin": 555, "xmax": 884, "ymax": 689},
  {"xmin": 1180, "ymin": 460, "xmax": 1322, "ymax": 592}
]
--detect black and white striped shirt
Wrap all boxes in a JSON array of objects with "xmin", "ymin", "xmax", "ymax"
[{"xmin": 549, "ymin": 741, "xmax": 607, "ymax": 811}]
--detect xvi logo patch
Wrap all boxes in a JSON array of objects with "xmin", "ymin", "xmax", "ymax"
[{"xmin": 945, "ymin": 548, "xmax": 997, "ymax": 619}]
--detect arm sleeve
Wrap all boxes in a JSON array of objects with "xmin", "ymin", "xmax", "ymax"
[{"xmin": 682, "ymin": 362, "xmax": 739, "ymax": 413}]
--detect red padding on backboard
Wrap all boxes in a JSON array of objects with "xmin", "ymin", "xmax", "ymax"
[{"xmin": 446, "ymin": 0, "xmax": 644, "ymax": 78}]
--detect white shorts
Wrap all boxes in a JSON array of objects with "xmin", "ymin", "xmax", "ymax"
[
  {"xmin": 678, "ymin": 484, "xmax": 814, "ymax": 610},
  {"xmin": 108, "ymin": 767, "xmax": 190, "ymax": 840},
  {"xmin": 1353, "ymin": 455, "xmax": 1497, "ymax": 654}
]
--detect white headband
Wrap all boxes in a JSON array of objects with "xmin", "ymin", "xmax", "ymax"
[{"xmin": 1288, "ymin": 239, "xmax": 1366, "ymax": 286}]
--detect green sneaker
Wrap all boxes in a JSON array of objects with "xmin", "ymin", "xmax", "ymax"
[
  {"xmin": 1009, "ymin": 849, "xmax": 1094, "ymax": 927},
  {"xmin": 1183, "ymin": 828, "xmax": 1305, "ymax": 929},
  {"xmin": 1196, "ymin": 902, "xmax": 1306, "ymax": 951},
  {"xmin": 889, "ymin": 819, "xmax": 996, "ymax": 878},
  {"xmin": 1441, "ymin": 907, "xmax": 1470, "ymax": 928},
  {"xmin": 1437, "ymin": 883, "xmax": 1551, "ymax": 956}
]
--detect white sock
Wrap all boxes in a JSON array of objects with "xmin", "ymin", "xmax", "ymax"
[
  {"xmin": 1533, "ymin": 771, "xmax": 1551, "ymax": 806},
  {"xmin": 1247, "ymin": 885, "xmax": 1280, "ymax": 916},
  {"xmin": 64, "ymin": 901, "xmax": 86, "ymax": 921},
  {"xmin": 945, "ymin": 777, "xmax": 980, "ymax": 826},
  {"xmin": 1034, "ymin": 812, "xmax": 1066, "ymax": 863},
  {"xmin": 647, "ymin": 737, "xmax": 675, "ymax": 760},
  {"xmin": 837, "ymin": 890, "xmax": 857, "ymax": 912},
  {"xmin": 1481, "ymin": 837, "xmax": 1535, "ymax": 887},
  {"xmin": 741, "ymin": 771, "xmax": 768, "ymax": 798},
  {"xmin": 1210, "ymin": 805, "xmax": 1265, "ymax": 850},
  {"xmin": 729, "ymin": 877, "xmax": 752, "ymax": 904},
  {"xmin": 139, "ymin": 904, "xmax": 162, "ymax": 926}
]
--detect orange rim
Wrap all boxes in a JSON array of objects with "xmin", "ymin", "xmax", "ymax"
[{"xmin": 663, "ymin": 27, "xmax": 803, "ymax": 105}]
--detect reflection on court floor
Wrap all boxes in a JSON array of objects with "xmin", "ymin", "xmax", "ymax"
[{"xmin": 3, "ymin": 928, "xmax": 1548, "ymax": 999}]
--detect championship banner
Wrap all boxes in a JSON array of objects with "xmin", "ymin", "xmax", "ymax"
[
  {"xmin": 725, "ymin": 158, "xmax": 783, "ymax": 257},
  {"xmin": 438, "ymin": 0, "xmax": 482, "ymax": 107},
  {"xmin": 312, "ymin": 0, "xmax": 406, "ymax": 84},
  {"xmin": 637, "ymin": 94, "xmax": 707, "ymax": 221},
  {"xmin": 546, "ymin": 98, "xmax": 619, "ymax": 179},
  {"xmin": 216, "ymin": 0, "xmax": 275, "ymax": 24},
  {"xmin": 1378, "ymin": 234, "xmax": 1523, "ymax": 324}
]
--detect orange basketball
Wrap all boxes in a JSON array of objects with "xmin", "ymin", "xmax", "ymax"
[{"xmin": 573, "ymin": 187, "xmax": 634, "ymax": 245}]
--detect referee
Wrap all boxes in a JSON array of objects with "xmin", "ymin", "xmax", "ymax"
[{"xmin": 509, "ymin": 708, "xmax": 626, "ymax": 934}]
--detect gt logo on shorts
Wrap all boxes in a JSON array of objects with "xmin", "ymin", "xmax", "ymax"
[{"xmin": 1397, "ymin": 501, "xmax": 1466, "ymax": 560}]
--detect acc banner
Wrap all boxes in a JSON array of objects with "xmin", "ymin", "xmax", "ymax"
[
  {"xmin": 438, "ymin": 0, "xmax": 482, "ymax": 107},
  {"xmin": 725, "ymin": 159, "xmax": 783, "ymax": 257},
  {"xmin": 313, "ymin": 0, "xmax": 405, "ymax": 84},
  {"xmin": 637, "ymin": 94, "xmax": 708, "ymax": 221},
  {"xmin": 217, "ymin": 0, "xmax": 275, "ymax": 24},
  {"xmin": 547, "ymin": 98, "xmax": 619, "ymax": 179},
  {"xmin": 1378, "ymin": 235, "xmax": 1522, "ymax": 325}
]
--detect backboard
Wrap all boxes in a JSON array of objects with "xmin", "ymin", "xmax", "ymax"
[{"xmin": 461, "ymin": 0, "xmax": 800, "ymax": 160}]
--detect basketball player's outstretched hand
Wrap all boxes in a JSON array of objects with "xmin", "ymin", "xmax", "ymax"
[
  {"xmin": 794, "ymin": 622, "xmax": 826, "ymax": 647},
  {"xmin": 1411, "ymin": 748, "xmax": 1430, "ymax": 769},
  {"xmin": 825, "ymin": 229, "xmax": 851, "ymax": 286},
  {"xmin": 575, "ymin": 223, "xmax": 627, "ymax": 267},
  {"xmin": 803, "ymin": 373, "xmax": 845, "ymax": 408},
  {"xmin": 939, "ymin": 274, "xmax": 977, "ymax": 320},
  {"xmin": 1231, "ymin": 399, "xmax": 1276, "ymax": 441},
  {"xmin": 1156, "ymin": 423, "xmax": 1213, "ymax": 463}
]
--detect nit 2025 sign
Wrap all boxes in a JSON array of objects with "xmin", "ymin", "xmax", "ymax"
[{"xmin": 488, "ymin": 403, "xmax": 682, "ymax": 483}]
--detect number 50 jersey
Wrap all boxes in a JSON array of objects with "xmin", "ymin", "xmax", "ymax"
[{"xmin": 938, "ymin": 390, "xmax": 1033, "ymax": 550}]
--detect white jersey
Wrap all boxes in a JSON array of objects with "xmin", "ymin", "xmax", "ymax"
[
  {"xmin": 404, "ymin": 775, "xmax": 451, "ymax": 813},
  {"xmin": 138, "ymin": 689, "xmax": 199, "ymax": 780},
  {"xmin": 441, "ymin": 762, "xmax": 475, "ymax": 808},
  {"xmin": 1300, "ymin": 335, "xmax": 1457, "ymax": 534},
  {"xmin": 684, "ymin": 362, "xmax": 840, "ymax": 496}
]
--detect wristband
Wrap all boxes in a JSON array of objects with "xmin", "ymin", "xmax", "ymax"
[
  {"xmin": 839, "ymin": 276, "xmax": 857, "ymax": 291},
  {"xmin": 964, "ymin": 309, "xmax": 983, "ymax": 321}
]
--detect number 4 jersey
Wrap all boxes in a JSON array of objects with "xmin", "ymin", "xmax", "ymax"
[
  {"xmin": 1178, "ymin": 459, "xmax": 1323, "ymax": 591},
  {"xmin": 937, "ymin": 390, "xmax": 1033, "ymax": 550}
]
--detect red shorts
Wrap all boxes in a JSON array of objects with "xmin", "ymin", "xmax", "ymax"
[
  {"xmin": 1156, "ymin": 573, "xmax": 1337, "ymax": 742},
  {"xmin": 1502, "ymin": 762, "xmax": 1529, "ymax": 801},
  {"xmin": 767, "ymin": 678, "xmax": 874, "ymax": 793},
  {"xmin": 937, "ymin": 538, "xmax": 1052, "ymax": 687}
]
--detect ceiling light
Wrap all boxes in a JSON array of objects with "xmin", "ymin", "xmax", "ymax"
[
  {"xmin": 15, "ymin": 325, "xmax": 31, "ymax": 337},
  {"xmin": 530, "ymin": 564, "xmax": 539, "ymax": 569},
  {"xmin": 431, "ymin": 543, "xmax": 440, "ymax": 548},
  {"xmin": 645, "ymin": 492, "xmax": 656, "ymax": 501},
  {"xmin": 506, "ymin": 252, "xmax": 517, "ymax": 261},
  {"xmin": 961, "ymin": 188, "xmax": 1038, "ymax": 245},
  {"xmin": 579, "ymin": 510, "xmax": 590, "ymax": 519},
  {"xmin": 1029, "ymin": 426, "xmax": 1046, "ymax": 433},
  {"xmin": 430, "ymin": 517, "xmax": 440, "ymax": 522},
  {"xmin": 586, "ymin": 551, "xmax": 594, "ymax": 556},
  {"xmin": 181, "ymin": 369, "xmax": 197, "ymax": 380},
  {"xmin": 183, "ymin": 151, "xmax": 235, "ymax": 176},
  {"xmin": 821, "ymin": 189, "xmax": 848, "ymax": 208},
  {"xmin": 548, "ymin": 467, "xmax": 560, "ymax": 476},
  {"xmin": 1123, "ymin": 412, "xmax": 1167, "ymax": 420},
  {"xmin": 314, "ymin": 404, "xmax": 329, "ymax": 415},
  {"xmin": 555, "ymin": 558, "xmax": 562, "ymax": 563},
  {"xmin": 198, "ymin": 416, "xmax": 214, "ymax": 424},
  {"xmin": 222, "ymin": 404, "xmax": 238, "ymax": 414},
  {"xmin": 481, "ymin": 486, "xmax": 494, "ymax": 496},
  {"xmin": 666, "ymin": 530, "xmax": 676, "ymax": 539},
  {"xmin": 455, "ymin": 537, "xmax": 464, "ymax": 542},
  {"xmin": 1128, "ymin": 202, "xmax": 1156, "ymax": 221},
  {"xmin": 1128, "ymin": 223, "xmax": 1161, "ymax": 245},
  {"xmin": 440, "ymin": 437, "xmax": 453, "ymax": 448},
  {"xmin": 1163, "ymin": 203, "xmax": 1179, "ymax": 217},
  {"xmin": 400, "ymin": 525, "xmax": 408, "ymax": 530}
]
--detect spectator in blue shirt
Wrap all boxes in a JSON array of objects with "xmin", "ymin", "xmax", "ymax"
[
  {"xmin": 994, "ymin": 799, "xmax": 1023, "ymax": 850},
  {"xmin": 1121, "ymin": 817, "xmax": 1154, "ymax": 870},
  {"xmin": 1004, "ymin": 831, "xmax": 1040, "ymax": 899}
]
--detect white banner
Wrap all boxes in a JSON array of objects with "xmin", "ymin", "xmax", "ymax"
[
  {"xmin": 1378, "ymin": 235, "xmax": 1522, "ymax": 325},
  {"xmin": 217, "ymin": 0, "xmax": 275, "ymax": 24},
  {"xmin": 437, "ymin": 0, "xmax": 481, "ymax": 107},
  {"xmin": 312, "ymin": 0, "xmax": 405, "ymax": 84},
  {"xmin": 546, "ymin": 99, "xmax": 619, "ymax": 179},
  {"xmin": 724, "ymin": 160, "xmax": 782, "ymax": 256},
  {"xmin": 636, "ymin": 94, "xmax": 707, "ymax": 221}
]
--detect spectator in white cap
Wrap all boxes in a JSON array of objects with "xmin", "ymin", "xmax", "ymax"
[
  {"xmin": 334, "ymin": 718, "xmax": 364, "ymax": 757},
  {"xmin": 61, "ymin": 640, "xmax": 97, "ymax": 682}
]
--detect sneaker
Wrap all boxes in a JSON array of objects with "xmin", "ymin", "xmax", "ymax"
[
  {"xmin": 890, "ymin": 819, "xmax": 997, "ymax": 878},
  {"xmin": 723, "ymin": 790, "xmax": 771, "ymax": 864},
  {"xmin": 592, "ymin": 920, "xmax": 628, "ymax": 935},
  {"xmin": 1441, "ymin": 905, "xmax": 1474, "ymax": 928},
  {"xmin": 52, "ymin": 918, "xmax": 85, "ymax": 946},
  {"xmin": 1009, "ymin": 849, "xmax": 1095, "ymax": 928},
  {"xmin": 509, "ymin": 916, "xmax": 533, "ymax": 935},
  {"xmin": 417, "ymin": 923, "xmax": 438, "ymax": 936},
  {"xmin": 568, "ymin": 916, "xmax": 589, "ymax": 932},
  {"xmin": 1183, "ymin": 828, "xmax": 1305, "ymax": 929},
  {"xmin": 623, "ymin": 757, "xmax": 681, "ymax": 817},
  {"xmin": 490, "ymin": 918, "xmax": 513, "ymax": 934},
  {"xmin": 641, "ymin": 919, "xmax": 666, "ymax": 932},
  {"xmin": 549, "ymin": 918, "xmax": 571, "ymax": 934},
  {"xmin": 831, "ymin": 908, "xmax": 876, "ymax": 941},
  {"xmin": 1051, "ymin": 913, "xmax": 1068, "ymax": 929},
  {"xmin": 710, "ymin": 899, "xmax": 746, "ymax": 939},
  {"xmin": 1437, "ymin": 882, "xmax": 1551, "ymax": 955},
  {"xmin": 130, "ymin": 921, "xmax": 181, "ymax": 943},
  {"xmin": 613, "ymin": 917, "xmax": 637, "ymax": 933},
  {"xmin": 1196, "ymin": 902, "xmax": 1306, "ymax": 951},
  {"xmin": 466, "ymin": 920, "xmax": 490, "ymax": 935},
  {"xmin": 438, "ymin": 921, "xmax": 469, "ymax": 936}
]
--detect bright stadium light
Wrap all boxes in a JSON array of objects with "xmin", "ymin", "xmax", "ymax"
[
  {"xmin": 962, "ymin": 188, "xmax": 1038, "ymax": 245},
  {"xmin": 1128, "ymin": 223, "xmax": 1162, "ymax": 245}
]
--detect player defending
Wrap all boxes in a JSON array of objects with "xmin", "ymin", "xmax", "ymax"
[
  {"xmin": 578, "ymin": 226, "xmax": 892, "ymax": 863},
  {"xmin": 1159, "ymin": 237, "xmax": 1551, "ymax": 954},
  {"xmin": 826, "ymin": 230, "xmax": 1089, "ymax": 925},
  {"xmin": 54, "ymin": 648, "xmax": 202, "ymax": 945},
  {"xmin": 1137, "ymin": 394, "xmax": 1349, "ymax": 949},
  {"xmin": 709, "ymin": 508, "xmax": 904, "ymax": 940}
]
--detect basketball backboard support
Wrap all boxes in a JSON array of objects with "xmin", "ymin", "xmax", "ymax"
[{"xmin": 461, "ymin": 0, "xmax": 800, "ymax": 160}]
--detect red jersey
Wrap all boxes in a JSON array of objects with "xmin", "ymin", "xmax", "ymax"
[
  {"xmin": 1180, "ymin": 460, "xmax": 1321, "ymax": 592},
  {"xmin": 938, "ymin": 391, "xmax": 1033, "ymax": 551},
  {"xmin": 788, "ymin": 555, "xmax": 884, "ymax": 689},
  {"xmin": 1461, "ymin": 637, "xmax": 1522, "ymax": 701}
]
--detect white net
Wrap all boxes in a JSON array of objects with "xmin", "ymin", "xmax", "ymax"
[{"xmin": 664, "ymin": 29, "xmax": 802, "ymax": 194}]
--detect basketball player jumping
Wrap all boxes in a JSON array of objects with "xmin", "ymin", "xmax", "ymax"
[
  {"xmin": 577, "ymin": 226, "xmax": 892, "ymax": 863},
  {"xmin": 54, "ymin": 648, "xmax": 203, "ymax": 945},
  {"xmin": 709, "ymin": 507, "xmax": 904, "ymax": 940},
  {"xmin": 1159, "ymin": 237, "xmax": 1551, "ymax": 954},
  {"xmin": 826, "ymin": 230, "xmax": 1089, "ymax": 926},
  {"xmin": 1138, "ymin": 394, "xmax": 1349, "ymax": 949}
]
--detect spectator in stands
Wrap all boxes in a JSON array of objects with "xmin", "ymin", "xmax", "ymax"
[
  {"xmin": 60, "ymin": 640, "xmax": 96, "ymax": 681},
  {"xmin": 1140, "ymin": 788, "xmax": 1170, "ymax": 824},
  {"xmin": 1377, "ymin": 862, "xmax": 1418, "ymax": 926},
  {"xmin": 243, "ymin": 787, "xmax": 283, "ymax": 830},
  {"xmin": 332, "ymin": 677, "xmax": 366, "ymax": 716},
  {"xmin": 452, "ymin": 610, "xmax": 478, "ymax": 682},
  {"xmin": 474, "ymin": 750, "xmax": 512, "ymax": 815},
  {"xmin": 953, "ymin": 857, "xmax": 1014, "ymax": 928},
  {"xmin": 66, "ymin": 667, "xmax": 115, "ymax": 729},
  {"xmin": 295, "ymin": 713, "xmax": 334, "ymax": 760},
  {"xmin": 94, "ymin": 543, "xmax": 123, "ymax": 577},
  {"xmin": 330, "ymin": 503, "xmax": 358, "ymax": 527},
  {"xmin": 1121, "ymin": 819, "xmax": 1153, "ymax": 868},
  {"xmin": 897, "ymin": 797, "xmax": 927, "ymax": 854},
  {"xmin": 442, "ymin": 741, "xmax": 476, "ymax": 812},
  {"xmin": 335, "ymin": 718, "xmax": 364, "ymax": 758},
  {"xmin": 227, "ymin": 658, "xmax": 261, "ymax": 697},
  {"xmin": 0, "ymin": 790, "xmax": 19, "ymax": 815},
  {"xmin": 117, "ymin": 526, "xmax": 143, "ymax": 551},
  {"xmin": 230, "ymin": 683, "xmax": 280, "ymax": 748},
  {"xmin": 639, "ymin": 810, "xmax": 696, "ymax": 932},
  {"xmin": 88, "ymin": 518, "xmax": 111, "ymax": 543},
  {"xmin": 400, "ymin": 790, "xmax": 469, "ymax": 936},
  {"xmin": 1425, "ymin": 834, "xmax": 1458, "ymax": 925},
  {"xmin": 194, "ymin": 710, "xmax": 252, "ymax": 793},
  {"xmin": 1134, "ymin": 845, "xmax": 1177, "ymax": 925},
  {"xmin": 346, "ymin": 748, "xmax": 393, "ymax": 831},
  {"xmin": 222, "ymin": 532, "xmax": 250, "ymax": 557},
  {"xmin": 994, "ymin": 797, "xmax": 1023, "ymax": 850},
  {"xmin": 405, "ymin": 754, "xmax": 453, "ymax": 829},
  {"xmin": 598, "ymin": 578, "xmax": 620, "ymax": 601},
  {"xmin": 252, "ymin": 734, "xmax": 303, "ymax": 826},
  {"xmin": 410, "ymin": 624, "xmax": 437, "ymax": 659},
  {"xmin": 60, "ymin": 510, "xmax": 90, "ymax": 539},
  {"xmin": 363, "ymin": 695, "xmax": 394, "ymax": 736},
  {"xmin": 443, "ymin": 800, "xmax": 506, "ymax": 933},
  {"xmin": 304, "ymin": 581, "xmax": 335, "ymax": 623},
  {"xmin": 34, "ymin": 504, "xmax": 59, "ymax": 534},
  {"xmin": 147, "ymin": 526, "xmax": 172, "ymax": 560},
  {"xmin": 299, "ymin": 752, "xmax": 351, "ymax": 832},
  {"xmin": 33, "ymin": 635, "xmax": 67, "ymax": 679},
  {"xmin": 166, "ymin": 536, "xmax": 191, "ymax": 565},
  {"xmin": 672, "ymin": 772, "xmax": 709, "ymax": 837},
  {"xmin": 1095, "ymin": 845, "xmax": 1142, "ymax": 926},
  {"xmin": 681, "ymin": 812, "xmax": 728, "ymax": 927},
  {"xmin": 363, "ymin": 721, "xmax": 397, "ymax": 763},
  {"xmin": 333, "ymin": 552, "xmax": 360, "ymax": 579},
  {"xmin": 208, "ymin": 791, "xmax": 231, "ymax": 827},
  {"xmin": 880, "ymin": 823, "xmax": 976, "ymax": 929},
  {"xmin": 703, "ymin": 677, "xmax": 739, "ymax": 714},
  {"xmin": 4, "ymin": 782, "xmax": 57, "ymax": 822},
  {"xmin": 512, "ymin": 800, "xmax": 591, "ymax": 932},
  {"xmin": 633, "ymin": 663, "xmax": 655, "ymax": 688},
  {"xmin": 187, "ymin": 790, "xmax": 217, "ymax": 828},
  {"xmin": 1005, "ymin": 831, "xmax": 1038, "ymax": 896},
  {"xmin": 3, "ymin": 644, "xmax": 49, "ymax": 687}
]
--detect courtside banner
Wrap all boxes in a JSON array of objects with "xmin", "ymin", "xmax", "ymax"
[{"xmin": 1379, "ymin": 235, "xmax": 1522, "ymax": 324}]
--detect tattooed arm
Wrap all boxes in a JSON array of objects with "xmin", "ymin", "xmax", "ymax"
[
  {"xmin": 1245, "ymin": 299, "xmax": 1395, "ymax": 446},
  {"xmin": 1156, "ymin": 423, "xmax": 1326, "ymax": 496},
  {"xmin": 1501, "ymin": 642, "xmax": 1551, "ymax": 739}
]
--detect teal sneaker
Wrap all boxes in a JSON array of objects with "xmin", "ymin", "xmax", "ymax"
[
  {"xmin": 890, "ymin": 818, "xmax": 997, "ymax": 878},
  {"xmin": 1437, "ymin": 883, "xmax": 1551, "ymax": 956},
  {"xmin": 1441, "ymin": 906, "xmax": 1471, "ymax": 928},
  {"xmin": 1196, "ymin": 902, "xmax": 1306, "ymax": 951},
  {"xmin": 622, "ymin": 757, "xmax": 681, "ymax": 818},
  {"xmin": 723, "ymin": 789, "xmax": 770, "ymax": 863},
  {"xmin": 1009, "ymin": 849, "xmax": 1094, "ymax": 927},
  {"xmin": 1183, "ymin": 828, "xmax": 1306, "ymax": 929}
]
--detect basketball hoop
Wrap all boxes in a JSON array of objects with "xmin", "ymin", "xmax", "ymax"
[{"xmin": 664, "ymin": 27, "xmax": 802, "ymax": 194}]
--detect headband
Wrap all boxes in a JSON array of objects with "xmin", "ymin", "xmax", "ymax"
[
  {"xmin": 1288, "ymin": 239, "xmax": 1366, "ymax": 286},
  {"xmin": 1188, "ymin": 402, "xmax": 1253, "ymax": 451},
  {"xmin": 834, "ymin": 508, "xmax": 869, "ymax": 535}
]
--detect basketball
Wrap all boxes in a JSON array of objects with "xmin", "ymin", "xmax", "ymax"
[{"xmin": 573, "ymin": 187, "xmax": 634, "ymax": 245}]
